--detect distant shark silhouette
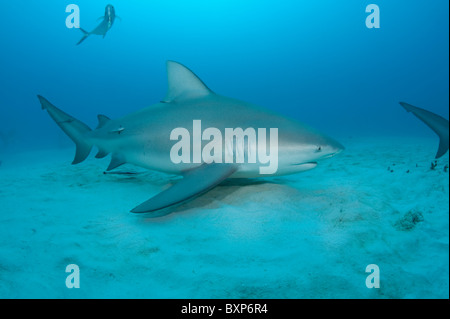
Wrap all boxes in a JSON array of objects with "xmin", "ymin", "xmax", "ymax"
[
  {"xmin": 77, "ymin": 4, "xmax": 117, "ymax": 45},
  {"xmin": 400, "ymin": 102, "xmax": 449, "ymax": 159},
  {"xmin": 38, "ymin": 61, "xmax": 344, "ymax": 215}
]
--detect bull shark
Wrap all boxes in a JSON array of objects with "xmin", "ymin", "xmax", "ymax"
[
  {"xmin": 77, "ymin": 4, "xmax": 117, "ymax": 45},
  {"xmin": 400, "ymin": 102, "xmax": 449, "ymax": 159},
  {"xmin": 38, "ymin": 61, "xmax": 344, "ymax": 215}
]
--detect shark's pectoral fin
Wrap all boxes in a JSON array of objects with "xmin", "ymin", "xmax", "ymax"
[{"xmin": 131, "ymin": 163, "xmax": 237, "ymax": 214}]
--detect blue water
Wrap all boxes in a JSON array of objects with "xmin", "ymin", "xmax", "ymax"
[
  {"xmin": 0, "ymin": 0, "xmax": 448, "ymax": 150},
  {"xmin": 0, "ymin": 1, "xmax": 448, "ymax": 299}
]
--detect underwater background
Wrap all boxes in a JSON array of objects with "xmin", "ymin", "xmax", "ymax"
[{"xmin": 0, "ymin": 0, "xmax": 448, "ymax": 298}]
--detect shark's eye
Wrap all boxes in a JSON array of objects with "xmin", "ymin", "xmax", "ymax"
[{"xmin": 315, "ymin": 146, "xmax": 322, "ymax": 153}]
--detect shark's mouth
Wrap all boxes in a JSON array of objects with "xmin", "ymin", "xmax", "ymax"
[
  {"xmin": 290, "ymin": 162, "xmax": 318, "ymax": 172},
  {"xmin": 291, "ymin": 161, "xmax": 318, "ymax": 166}
]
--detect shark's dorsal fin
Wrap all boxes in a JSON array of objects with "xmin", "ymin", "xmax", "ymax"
[
  {"xmin": 162, "ymin": 61, "xmax": 213, "ymax": 103},
  {"xmin": 96, "ymin": 114, "xmax": 111, "ymax": 129}
]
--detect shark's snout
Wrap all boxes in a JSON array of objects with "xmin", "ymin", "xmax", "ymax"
[
  {"xmin": 331, "ymin": 139, "xmax": 345, "ymax": 154},
  {"xmin": 318, "ymin": 138, "xmax": 345, "ymax": 159}
]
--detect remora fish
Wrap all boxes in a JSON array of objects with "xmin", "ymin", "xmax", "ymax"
[
  {"xmin": 38, "ymin": 61, "xmax": 344, "ymax": 215},
  {"xmin": 77, "ymin": 4, "xmax": 117, "ymax": 45}
]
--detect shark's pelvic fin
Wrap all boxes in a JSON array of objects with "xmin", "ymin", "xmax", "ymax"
[
  {"xmin": 96, "ymin": 114, "xmax": 111, "ymax": 129},
  {"xmin": 162, "ymin": 61, "xmax": 214, "ymax": 103},
  {"xmin": 38, "ymin": 95, "xmax": 93, "ymax": 164},
  {"xmin": 95, "ymin": 148, "xmax": 109, "ymax": 159},
  {"xmin": 131, "ymin": 163, "xmax": 237, "ymax": 214},
  {"xmin": 107, "ymin": 153, "xmax": 126, "ymax": 171},
  {"xmin": 400, "ymin": 102, "xmax": 449, "ymax": 159}
]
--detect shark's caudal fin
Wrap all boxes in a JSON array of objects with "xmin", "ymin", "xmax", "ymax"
[
  {"xmin": 76, "ymin": 28, "xmax": 90, "ymax": 45},
  {"xmin": 38, "ymin": 95, "xmax": 93, "ymax": 164},
  {"xmin": 400, "ymin": 102, "xmax": 449, "ymax": 159}
]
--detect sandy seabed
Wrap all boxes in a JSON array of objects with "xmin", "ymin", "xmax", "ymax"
[{"xmin": 0, "ymin": 136, "xmax": 448, "ymax": 298}]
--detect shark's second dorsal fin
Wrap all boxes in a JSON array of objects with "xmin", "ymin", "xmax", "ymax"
[
  {"xmin": 162, "ymin": 61, "xmax": 213, "ymax": 103},
  {"xmin": 96, "ymin": 114, "xmax": 111, "ymax": 129}
]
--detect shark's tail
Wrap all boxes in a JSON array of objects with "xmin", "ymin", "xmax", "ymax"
[
  {"xmin": 76, "ymin": 28, "xmax": 90, "ymax": 45},
  {"xmin": 400, "ymin": 102, "xmax": 449, "ymax": 159},
  {"xmin": 37, "ymin": 95, "xmax": 93, "ymax": 164}
]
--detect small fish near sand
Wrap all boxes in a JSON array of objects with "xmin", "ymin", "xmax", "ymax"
[{"xmin": 77, "ymin": 4, "xmax": 119, "ymax": 45}]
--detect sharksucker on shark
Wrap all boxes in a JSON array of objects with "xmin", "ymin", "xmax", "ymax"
[
  {"xmin": 77, "ymin": 4, "xmax": 118, "ymax": 45},
  {"xmin": 38, "ymin": 61, "xmax": 344, "ymax": 216}
]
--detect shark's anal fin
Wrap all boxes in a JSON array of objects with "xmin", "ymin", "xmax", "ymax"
[
  {"xmin": 131, "ymin": 163, "xmax": 237, "ymax": 214},
  {"xmin": 400, "ymin": 102, "xmax": 449, "ymax": 159},
  {"xmin": 106, "ymin": 153, "xmax": 126, "ymax": 171}
]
